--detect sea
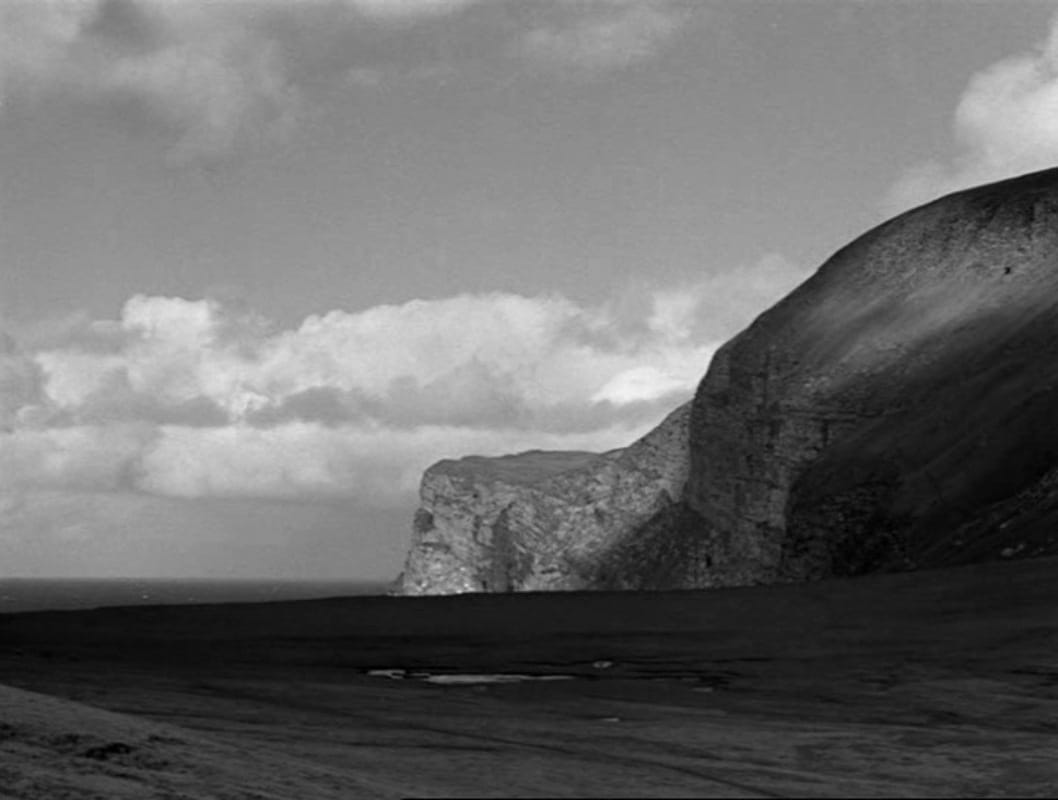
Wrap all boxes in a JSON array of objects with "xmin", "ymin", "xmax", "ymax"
[{"xmin": 0, "ymin": 578, "xmax": 393, "ymax": 614}]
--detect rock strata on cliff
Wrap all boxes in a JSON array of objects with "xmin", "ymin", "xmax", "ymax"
[{"xmin": 399, "ymin": 403, "xmax": 705, "ymax": 595}]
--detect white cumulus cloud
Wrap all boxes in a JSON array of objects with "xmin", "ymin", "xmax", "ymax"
[
  {"xmin": 0, "ymin": 255, "xmax": 805, "ymax": 508},
  {"xmin": 886, "ymin": 15, "xmax": 1058, "ymax": 214}
]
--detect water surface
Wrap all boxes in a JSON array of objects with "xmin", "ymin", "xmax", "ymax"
[{"xmin": 0, "ymin": 578, "xmax": 391, "ymax": 614}]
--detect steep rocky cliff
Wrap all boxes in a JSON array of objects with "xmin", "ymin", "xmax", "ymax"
[
  {"xmin": 686, "ymin": 166, "xmax": 1058, "ymax": 583},
  {"xmin": 399, "ymin": 166, "xmax": 1058, "ymax": 594},
  {"xmin": 398, "ymin": 403, "xmax": 703, "ymax": 594}
]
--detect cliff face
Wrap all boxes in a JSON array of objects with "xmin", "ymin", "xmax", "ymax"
[
  {"xmin": 399, "ymin": 166, "xmax": 1058, "ymax": 595},
  {"xmin": 399, "ymin": 403, "xmax": 704, "ymax": 595},
  {"xmin": 686, "ymin": 167, "xmax": 1058, "ymax": 583}
]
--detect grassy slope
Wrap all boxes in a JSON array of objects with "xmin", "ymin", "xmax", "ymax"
[
  {"xmin": 429, "ymin": 449, "xmax": 609, "ymax": 486},
  {"xmin": 0, "ymin": 556, "xmax": 1056, "ymax": 797}
]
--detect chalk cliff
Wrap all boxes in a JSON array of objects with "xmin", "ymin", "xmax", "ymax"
[{"xmin": 399, "ymin": 166, "xmax": 1058, "ymax": 594}]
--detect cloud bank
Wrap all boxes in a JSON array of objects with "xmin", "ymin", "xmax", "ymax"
[
  {"xmin": 0, "ymin": 0, "xmax": 694, "ymax": 161},
  {"xmin": 0, "ymin": 255, "xmax": 805, "ymax": 509},
  {"xmin": 886, "ymin": 15, "xmax": 1058, "ymax": 214}
]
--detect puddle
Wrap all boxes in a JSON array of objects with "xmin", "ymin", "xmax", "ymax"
[
  {"xmin": 366, "ymin": 669, "xmax": 408, "ymax": 680},
  {"xmin": 423, "ymin": 674, "xmax": 575, "ymax": 685},
  {"xmin": 366, "ymin": 669, "xmax": 575, "ymax": 685}
]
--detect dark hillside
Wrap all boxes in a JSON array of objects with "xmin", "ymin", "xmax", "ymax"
[{"xmin": 688, "ymin": 166, "xmax": 1058, "ymax": 583}]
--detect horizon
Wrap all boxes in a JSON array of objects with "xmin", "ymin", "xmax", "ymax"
[
  {"xmin": 0, "ymin": 574, "xmax": 394, "ymax": 613},
  {"xmin": 4, "ymin": 0, "xmax": 1058, "ymax": 581}
]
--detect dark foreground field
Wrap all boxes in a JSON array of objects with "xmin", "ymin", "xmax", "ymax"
[{"xmin": 2, "ymin": 558, "xmax": 1058, "ymax": 798}]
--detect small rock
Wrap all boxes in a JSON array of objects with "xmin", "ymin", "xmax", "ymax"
[{"xmin": 592, "ymin": 660, "xmax": 614, "ymax": 669}]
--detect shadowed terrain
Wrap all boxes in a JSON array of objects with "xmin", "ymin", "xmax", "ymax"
[{"xmin": 1, "ymin": 555, "xmax": 1057, "ymax": 797}]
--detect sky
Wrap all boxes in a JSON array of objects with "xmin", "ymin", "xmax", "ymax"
[{"xmin": 3, "ymin": 0, "xmax": 1058, "ymax": 581}]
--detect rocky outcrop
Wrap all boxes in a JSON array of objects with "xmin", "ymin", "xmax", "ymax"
[
  {"xmin": 399, "ymin": 166, "xmax": 1058, "ymax": 594},
  {"xmin": 398, "ymin": 403, "xmax": 706, "ymax": 594}
]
